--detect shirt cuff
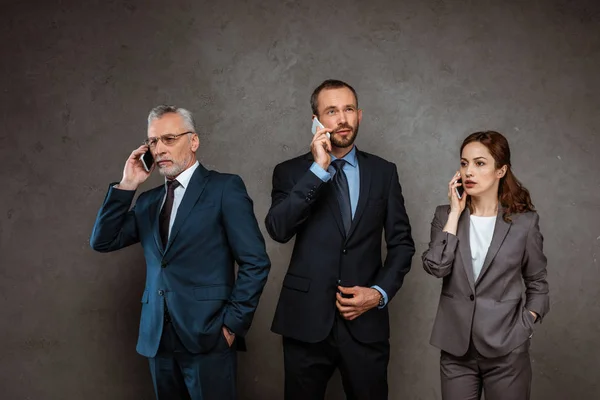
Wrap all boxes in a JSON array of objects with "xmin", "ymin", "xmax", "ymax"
[
  {"xmin": 310, "ymin": 162, "xmax": 332, "ymax": 182},
  {"xmin": 371, "ymin": 285, "xmax": 388, "ymax": 309}
]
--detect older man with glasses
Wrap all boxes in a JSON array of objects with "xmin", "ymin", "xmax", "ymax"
[{"xmin": 90, "ymin": 105, "xmax": 271, "ymax": 400}]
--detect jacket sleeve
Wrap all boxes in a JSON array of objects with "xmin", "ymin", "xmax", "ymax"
[
  {"xmin": 221, "ymin": 175, "xmax": 271, "ymax": 336},
  {"xmin": 422, "ymin": 205, "xmax": 459, "ymax": 278},
  {"xmin": 373, "ymin": 165, "xmax": 416, "ymax": 301},
  {"xmin": 90, "ymin": 184, "xmax": 140, "ymax": 252},
  {"xmin": 264, "ymin": 162, "xmax": 327, "ymax": 243},
  {"xmin": 522, "ymin": 212, "xmax": 550, "ymax": 322}
]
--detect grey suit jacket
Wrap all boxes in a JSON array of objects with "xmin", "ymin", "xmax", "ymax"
[{"xmin": 422, "ymin": 205, "xmax": 549, "ymax": 358}]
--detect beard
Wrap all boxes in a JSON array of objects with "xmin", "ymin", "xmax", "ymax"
[
  {"xmin": 157, "ymin": 154, "xmax": 193, "ymax": 178},
  {"xmin": 330, "ymin": 122, "xmax": 359, "ymax": 148}
]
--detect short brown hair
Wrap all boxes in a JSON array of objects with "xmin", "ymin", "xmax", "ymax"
[{"xmin": 310, "ymin": 79, "xmax": 358, "ymax": 116}]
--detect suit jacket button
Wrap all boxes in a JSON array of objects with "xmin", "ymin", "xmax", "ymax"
[
  {"xmin": 442, "ymin": 240, "xmax": 447, "ymax": 244},
  {"xmin": 470, "ymin": 294, "xmax": 474, "ymax": 301},
  {"xmin": 158, "ymin": 290, "xmax": 164, "ymax": 296},
  {"xmin": 342, "ymin": 249, "xmax": 347, "ymax": 254},
  {"xmin": 305, "ymin": 197, "xmax": 310, "ymax": 202},
  {"xmin": 161, "ymin": 261, "xmax": 167, "ymax": 268}
]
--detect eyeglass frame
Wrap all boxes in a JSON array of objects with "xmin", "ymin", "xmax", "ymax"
[{"xmin": 144, "ymin": 131, "xmax": 194, "ymax": 148}]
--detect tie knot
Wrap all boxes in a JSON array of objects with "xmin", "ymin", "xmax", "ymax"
[
  {"xmin": 166, "ymin": 179, "xmax": 180, "ymax": 192},
  {"xmin": 332, "ymin": 159, "xmax": 346, "ymax": 171}
]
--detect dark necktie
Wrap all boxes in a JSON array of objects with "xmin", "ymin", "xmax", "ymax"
[
  {"xmin": 159, "ymin": 179, "xmax": 180, "ymax": 247},
  {"xmin": 331, "ymin": 159, "xmax": 352, "ymax": 234}
]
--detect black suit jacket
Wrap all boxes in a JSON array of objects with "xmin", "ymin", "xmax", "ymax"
[{"xmin": 265, "ymin": 149, "xmax": 415, "ymax": 343}]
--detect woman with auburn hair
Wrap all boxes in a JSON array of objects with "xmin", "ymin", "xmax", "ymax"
[{"xmin": 422, "ymin": 131, "xmax": 549, "ymax": 400}]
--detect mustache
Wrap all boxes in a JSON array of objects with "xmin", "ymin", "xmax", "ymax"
[{"xmin": 333, "ymin": 123, "xmax": 353, "ymax": 133}]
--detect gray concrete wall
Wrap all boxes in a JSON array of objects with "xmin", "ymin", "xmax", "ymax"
[{"xmin": 1, "ymin": 0, "xmax": 598, "ymax": 398}]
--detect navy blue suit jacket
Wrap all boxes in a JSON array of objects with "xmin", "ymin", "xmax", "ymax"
[{"xmin": 90, "ymin": 163, "xmax": 271, "ymax": 357}]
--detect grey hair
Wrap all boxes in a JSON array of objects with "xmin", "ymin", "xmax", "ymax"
[{"xmin": 147, "ymin": 105, "xmax": 196, "ymax": 132}]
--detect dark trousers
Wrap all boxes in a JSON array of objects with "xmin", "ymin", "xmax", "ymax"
[
  {"xmin": 148, "ymin": 321, "xmax": 237, "ymax": 400},
  {"xmin": 440, "ymin": 339, "xmax": 532, "ymax": 400},
  {"xmin": 283, "ymin": 315, "xmax": 390, "ymax": 400}
]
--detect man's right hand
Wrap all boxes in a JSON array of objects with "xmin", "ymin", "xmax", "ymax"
[
  {"xmin": 116, "ymin": 145, "xmax": 153, "ymax": 191},
  {"xmin": 310, "ymin": 127, "xmax": 333, "ymax": 170}
]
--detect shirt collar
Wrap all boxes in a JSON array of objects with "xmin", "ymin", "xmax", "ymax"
[
  {"xmin": 330, "ymin": 146, "xmax": 358, "ymax": 168},
  {"xmin": 165, "ymin": 160, "xmax": 199, "ymax": 189}
]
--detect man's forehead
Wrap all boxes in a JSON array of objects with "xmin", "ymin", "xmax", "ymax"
[
  {"xmin": 318, "ymin": 87, "xmax": 357, "ymax": 107},
  {"xmin": 148, "ymin": 113, "xmax": 184, "ymax": 133}
]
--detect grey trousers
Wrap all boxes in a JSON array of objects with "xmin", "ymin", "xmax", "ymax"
[{"xmin": 440, "ymin": 340, "xmax": 532, "ymax": 400}]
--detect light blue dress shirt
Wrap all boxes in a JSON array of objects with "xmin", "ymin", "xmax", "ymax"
[{"xmin": 309, "ymin": 147, "xmax": 389, "ymax": 308}]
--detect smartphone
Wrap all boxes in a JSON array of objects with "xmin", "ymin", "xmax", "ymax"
[
  {"xmin": 454, "ymin": 179, "xmax": 464, "ymax": 199},
  {"xmin": 141, "ymin": 148, "xmax": 154, "ymax": 172},
  {"xmin": 311, "ymin": 117, "xmax": 330, "ymax": 139}
]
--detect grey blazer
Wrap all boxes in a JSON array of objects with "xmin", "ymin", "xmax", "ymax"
[{"xmin": 422, "ymin": 205, "xmax": 549, "ymax": 358}]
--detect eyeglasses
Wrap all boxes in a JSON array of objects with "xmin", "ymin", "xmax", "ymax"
[{"xmin": 144, "ymin": 131, "xmax": 193, "ymax": 148}]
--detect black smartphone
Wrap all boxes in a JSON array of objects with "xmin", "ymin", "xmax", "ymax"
[
  {"xmin": 141, "ymin": 148, "xmax": 154, "ymax": 172},
  {"xmin": 455, "ymin": 178, "xmax": 464, "ymax": 199}
]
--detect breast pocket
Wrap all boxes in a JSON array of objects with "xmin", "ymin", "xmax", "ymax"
[
  {"xmin": 180, "ymin": 202, "xmax": 218, "ymax": 236},
  {"xmin": 364, "ymin": 197, "xmax": 386, "ymax": 220},
  {"xmin": 282, "ymin": 274, "xmax": 311, "ymax": 293},
  {"xmin": 194, "ymin": 201, "xmax": 216, "ymax": 212}
]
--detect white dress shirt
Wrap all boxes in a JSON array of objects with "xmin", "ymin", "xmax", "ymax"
[{"xmin": 162, "ymin": 161, "xmax": 199, "ymax": 238}]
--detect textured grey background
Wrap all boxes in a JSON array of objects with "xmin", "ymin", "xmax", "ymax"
[{"xmin": 1, "ymin": 0, "xmax": 599, "ymax": 399}]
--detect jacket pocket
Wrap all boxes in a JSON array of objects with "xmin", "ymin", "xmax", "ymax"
[
  {"xmin": 193, "ymin": 285, "xmax": 231, "ymax": 301},
  {"xmin": 283, "ymin": 274, "xmax": 311, "ymax": 293},
  {"xmin": 196, "ymin": 201, "xmax": 215, "ymax": 210},
  {"xmin": 367, "ymin": 198, "xmax": 385, "ymax": 208},
  {"xmin": 497, "ymin": 297, "xmax": 521, "ymax": 303}
]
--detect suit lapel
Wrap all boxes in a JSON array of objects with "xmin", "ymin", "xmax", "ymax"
[
  {"xmin": 164, "ymin": 164, "xmax": 210, "ymax": 253},
  {"xmin": 148, "ymin": 186, "xmax": 166, "ymax": 253},
  {"xmin": 457, "ymin": 208, "xmax": 476, "ymax": 292},
  {"xmin": 324, "ymin": 185, "xmax": 346, "ymax": 237},
  {"xmin": 346, "ymin": 150, "xmax": 371, "ymax": 241},
  {"xmin": 476, "ymin": 209, "xmax": 511, "ymax": 285}
]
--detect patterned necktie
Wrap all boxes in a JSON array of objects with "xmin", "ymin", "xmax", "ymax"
[
  {"xmin": 159, "ymin": 179, "xmax": 180, "ymax": 247},
  {"xmin": 331, "ymin": 159, "xmax": 352, "ymax": 234}
]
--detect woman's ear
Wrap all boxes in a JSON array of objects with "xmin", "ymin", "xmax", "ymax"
[{"xmin": 497, "ymin": 165, "xmax": 508, "ymax": 178}]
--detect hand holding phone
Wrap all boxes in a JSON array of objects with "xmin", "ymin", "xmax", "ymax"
[
  {"xmin": 454, "ymin": 178, "xmax": 464, "ymax": 199},
  {"xmin": 311, "ymin": 117, "xmax": 330, "ymax": 139},
  {"xmin": 448, "ymin": 172, "xmax": 467, "ymax": 214},
  {"xmin": 117, "ymin": 145, "xmax": 153, "ymax": 191},
  {"xmin": 141, "ymin": 148, "xmax": 154, "ymax": 172},
  {"xmin": 310, "ymin": 117, "xmax": 332, "ymax": 170}
]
